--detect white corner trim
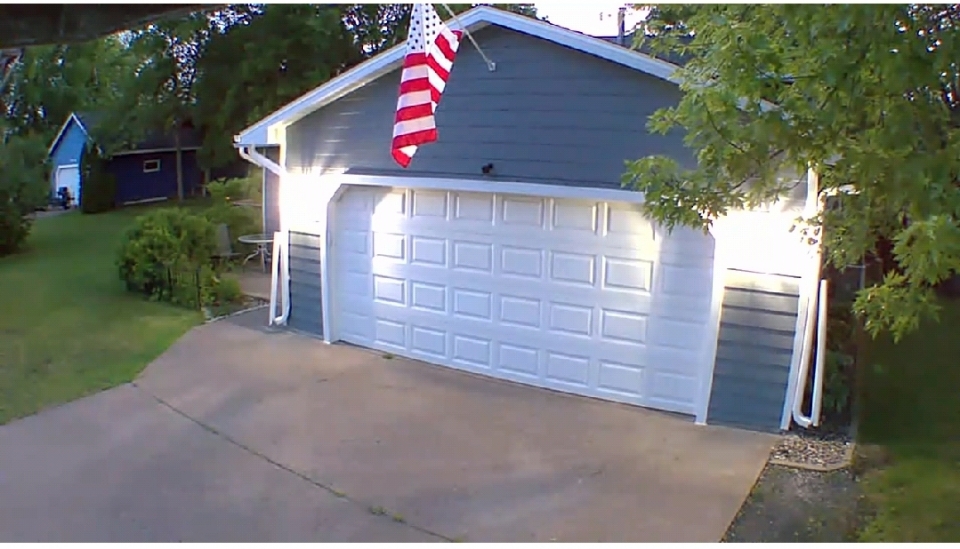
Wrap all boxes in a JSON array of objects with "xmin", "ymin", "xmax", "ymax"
[
  {"xmin": 323, "ymin": 173, "xmax": 647, "ymax": 204},
  {"xmin": 320, "ymin": 183, "xmax": 349, "ymax": 344},
  {"xmin": 233, "ymin": 6, "xmax": 682, "ymax": 146},
  {"xmin": 47, "ymin": 113, "xmax": 89, "ymax": 157},
  {"xmin": 695, "ymin": 247, "xmax": 727, "ymax": 425}
]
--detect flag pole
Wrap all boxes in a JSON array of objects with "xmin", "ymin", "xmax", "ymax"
[{"xmin": 438, "ymin": 3, "xmax": 496, "ymax": 71}]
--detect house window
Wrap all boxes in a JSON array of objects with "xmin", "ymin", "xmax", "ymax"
[{"xmin": 143, "ymin": 159, "xmax": 161, "ymax": 173}]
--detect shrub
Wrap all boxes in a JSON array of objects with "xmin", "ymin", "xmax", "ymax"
[
  {"xmin": 203, "ymin": 177, "xmax": 262, "ymax": 254},
  {"xmin": 117, "ymin": 207, "xmax": 226, "ymax": 309},
  {"xmin": 0, "ymin": 133, "xmax": 49, "ymax": 256},
  {"xmin": 205, "ymin": 272, "xmax": 243, "ymax": 306},
  {"xmin": 80, "ymin": 144, "xmax": 117, "ymax": 214}
]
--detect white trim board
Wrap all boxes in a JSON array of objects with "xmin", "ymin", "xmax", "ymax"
[
  {"xmin": 315, "ymin": 173, "xmax": 648, "ymax": 205},
  {"xmin": 234, "ymin": 6, "xmax": 682, "ymax": 146},
  {"xmin": 112, "ymin": 146, "xmax": 201, "ymax": 157}
]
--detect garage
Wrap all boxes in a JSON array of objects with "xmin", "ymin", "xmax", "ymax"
[
  {"xmin": 236, "ymin": 6, "xmax": 815, "ymax": 431},
  {"xmin": 330, "ymin": 185, "xmax": 717, "ymax": 416}
]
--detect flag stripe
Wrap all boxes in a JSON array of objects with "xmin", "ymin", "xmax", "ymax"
[
  {"xmin": 393, "ymin": 117, "xmax": 436, "ymax": 137},
  {"xmin": 391, "ymin": 4, "xmax": 462, "ymax": 168},
  {"xmin": 399, "ymin": 77, "xmax": 433, "ymax": 96},
  {"xmin": 396, "ymin": 89, "xmax": 433, "ymax": 110},
  {"xmin": 393, "ymin": 128, "xmax": 438, "ymax": 149},
  {"xmin": 395, "ymin": 103, "xmax": 435, "ymax": 124}
]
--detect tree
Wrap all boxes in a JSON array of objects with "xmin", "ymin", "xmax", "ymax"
[
  {"xmin": 0, "ymin": 133, "xmax": 49, "ymax": 255},
  {"xmin": 1, "ymin": 36, "xmax": 138, "ymax": 140},
  {"xmin": 193, "ymin": 4, "xmax": 359, "ymax": 171},
  {"xmin": 193, "ymin": 3, "xmax": 539, "ymax": 172},
  {"xmin": 342, "ymin": 4, "xmax": 537, "ymax": 55},
  {"xmin": 623, "ymin": 4, "xmax": 960, "ymax": 341},
  {"xmin": 116, "ymin": 13, "xmax": 214, "ymax": 200}
]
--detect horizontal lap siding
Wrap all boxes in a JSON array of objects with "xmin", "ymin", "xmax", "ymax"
[
  {"xmin": 285, "ymin": 25, "xmax": 695, "ymax": 186},
  {"xmin": 707, "ymin": 270, "xmax": 801, "ymax": 432},
  {"xmin": 287, "ymin": 231, "xmax": 323, "ymax": 336}
]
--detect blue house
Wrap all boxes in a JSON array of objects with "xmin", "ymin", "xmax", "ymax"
[{"xmin": 47, "ymin": 112, "xmax": 206, "ymax": 207}]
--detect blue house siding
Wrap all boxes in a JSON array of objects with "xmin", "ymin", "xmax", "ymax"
[
  {"xmin": 48, "ymin": 118, "xmax": 89, "ymax": 197},
  {"xmin": 285, "ymin": 25, "xmax": 695, "ymax": 186},
  {"xmin": 107, "ymin": 150, "xmax": 204, "ymax": 204},
  {"xmin": 287, "ymin": 231, "xmax": 323, "ymax": 336},
  {"xmin": 707, "ymin": 269, "xmax": 802, "ymax": 432}
]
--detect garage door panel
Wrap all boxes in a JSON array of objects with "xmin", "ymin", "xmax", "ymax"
[
  {"xmin": 358, "ymin": 260, "xmax": 657, "ymax": 316},
  {"xmin": 332, "ymin": 186, "xmax": 715, "ymax": 417},
  {"xmin": 357, "ymin": 299, "xmax": 649, "ymax": 370}
]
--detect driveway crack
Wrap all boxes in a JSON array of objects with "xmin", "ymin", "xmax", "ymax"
[{"xmin": 131, "ymin": 382, "xmax": 452, "ymax": 542}]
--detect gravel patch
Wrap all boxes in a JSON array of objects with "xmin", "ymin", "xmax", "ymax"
[
  {"xmin": 771, "ymin": 430, "xmax": 855, "ymax": 470},
  {"xmin": 203, "ymin": 296, "xmax": 269, "ymax": 323}
]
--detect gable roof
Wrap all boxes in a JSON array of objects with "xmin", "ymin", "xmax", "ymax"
[
  {"xmin": 46, "ymin": 112, "xmax": 90, "ymax": 156},
  {"xmin": 47, "ymin": 111, "xmax": 204, "ymax": 158},
  {"xmin": 595, "ymin": 31, "xmax": 694, "ymax": 67},
  {"xmin": 234, "ymin": 5, "xmax": 684, "ymax": 147}
]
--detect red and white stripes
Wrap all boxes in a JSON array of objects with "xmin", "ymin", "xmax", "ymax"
[{"xmin": 391, "ymin": 4, "xmax": 462, "ymax": 168}]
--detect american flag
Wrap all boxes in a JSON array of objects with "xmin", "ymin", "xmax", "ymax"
[{"xmin": 391, "ymin": 3, "xmax": 463, "ymax": 168}]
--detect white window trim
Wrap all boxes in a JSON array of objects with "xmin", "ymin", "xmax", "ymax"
[{"xmin": 143, "ymin": 159, "xmax": 161, "ymax": 173}]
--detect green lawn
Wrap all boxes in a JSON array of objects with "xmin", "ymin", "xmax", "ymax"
[
  {"xmin": 0, "ymin": 207, "xmax": 203, "ymax": 425},
  {"xmin": 856, "ymin": 299, "xmax": 960, "ymax": 541}
]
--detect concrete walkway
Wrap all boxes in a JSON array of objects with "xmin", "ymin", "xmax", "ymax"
[{"xmin": 0, "ymin": 308, "xmax": 775, "ymax": 542}]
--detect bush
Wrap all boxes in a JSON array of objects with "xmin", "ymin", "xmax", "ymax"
[
  {"xmin": 0, "ymin": 133, "xmax": 49, "ymax": 256},
  {"xmin": 117, "ymin": 207, "xmax": 244, "ymax": 309},
  {"xmin": 203, "ymin": 176, "xmax": 262, "ymax": 251},
  {"xmin": 80, "ymin": 144, "xmax": 117, "ymax": 214},
  {"xmin": 205, "ymin": 272, "xmax": 242, "ymax": 305}
]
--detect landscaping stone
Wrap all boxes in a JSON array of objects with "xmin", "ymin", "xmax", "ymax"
[{"xmin": 770, "ymin": 431, "xmax": 855, "ymax": 471}]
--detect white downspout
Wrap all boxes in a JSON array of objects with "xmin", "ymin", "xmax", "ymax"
[
  {"xmin": 811, "ymin": 279, "xmax": 828, "ymax": 427},
  {"xmin": 792, "ymin": 166, "xmax": 828, "ymax": 429},
  {"xmin": 268, "ymin": 231, "xmax": 290, "ymax": 326},
  {"xmin": 237, "ymin": 145, "xmax": 290, "ymax": 326}
]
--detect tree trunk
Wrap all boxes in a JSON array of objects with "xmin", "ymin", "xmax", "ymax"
[
  {"xmin": 203, "ymin": 167, "xmax": 210, "ymax": 196},
  {"xmin": 174, "ymin": 127, "xmax": 184, "ymax": 200}
]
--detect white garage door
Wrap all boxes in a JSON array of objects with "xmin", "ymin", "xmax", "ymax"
[
  {"xmin": 331, "ymin": 186, "xmax": 716, "ymax": 416},
  {"xmin": 56, "ymin": 166, "xmax": 81, "ymax": 207}
]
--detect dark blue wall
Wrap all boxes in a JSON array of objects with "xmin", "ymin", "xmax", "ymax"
[{"xmin": 106, "ymin": 150, "xmax": 204, "ymax": 204}]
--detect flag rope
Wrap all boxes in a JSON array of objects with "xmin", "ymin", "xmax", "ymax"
[{"xmin": 438, "ymin": 3, "xmax": 496, "ymax": 72}]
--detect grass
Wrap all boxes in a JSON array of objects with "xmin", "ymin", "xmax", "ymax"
[
  {"xmin": 855, "ymin": 298, "xmax": 960, "ymax": 542},
  {"xmin": 0, "ymin": 205, "xmax": 205, "ymax": 425}
]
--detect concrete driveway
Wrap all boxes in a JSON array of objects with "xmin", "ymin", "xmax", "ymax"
[{"xmin": 0, "ymin": 308, "xmax": 776, "ymax": 542}]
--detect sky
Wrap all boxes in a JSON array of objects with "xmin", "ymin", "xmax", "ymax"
[{"xmin": 532, "ymin": 2, "xmax": 649, "ymax": 37}]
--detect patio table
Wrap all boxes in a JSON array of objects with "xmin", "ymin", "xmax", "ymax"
[{"xmin": 237, "ymin": 233, "xmax": 274, "ymax": 273}]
